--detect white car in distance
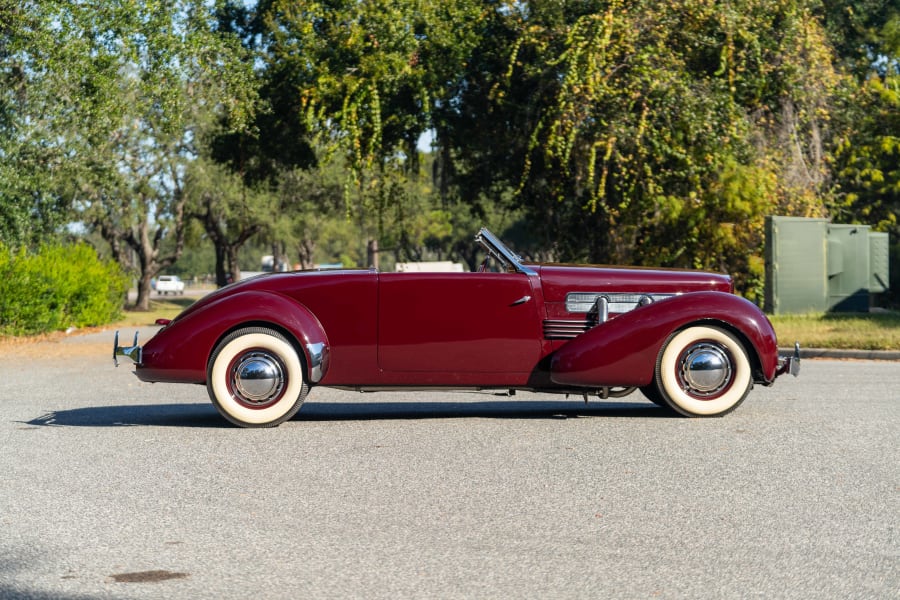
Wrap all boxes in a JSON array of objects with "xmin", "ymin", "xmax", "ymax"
[{"xmin": 155, "ymin": 275, "xmax": 185, "ymax": 295}]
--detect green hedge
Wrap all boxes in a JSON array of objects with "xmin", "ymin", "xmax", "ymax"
[{"xmin": 0, "ymin": 242, "xmax": 128, "ymax": 336}]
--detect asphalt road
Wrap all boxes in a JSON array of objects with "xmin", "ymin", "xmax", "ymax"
[{"xmin": 0, "ymin": 329, "xmax": 897, "ymax": 599}]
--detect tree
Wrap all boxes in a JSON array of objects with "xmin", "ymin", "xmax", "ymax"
[
  {"xmin": 833, "ymin": 71, "xmax": 900, "ymax": 228},
  {"xmin": 819, "ymin": 0, "xmax": 899, "ymax": 78},
  {"xmin": 271, "ymin": 156, "xmax": 350, "ymax": 270},
  {"xmin": 829, "ymin": 11, "xmax": 900, "ymax": 303},
  {"xmin": 207, "ymin": 0, "xmax": 318, "ymax": 186},
  {"xmin": 0, "ymin": 1, "xmax": 73, "ymax": 248},
  {"xmin": 253, "ymin": 0, "xmax": 486, "ymax": 250},
  {"xmin": 8, "ymin": 0, "xmax": 257, "ymax": 309},
  {"xmin": 444, "ymin": 0, "xmax": 841, "ymax": 296},
  {"xmin": 184, "ymin": 158, "xmax": 276, "ymax": 286}
]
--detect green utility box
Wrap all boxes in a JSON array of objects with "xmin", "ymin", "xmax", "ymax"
[
  {"xmin": 765, "ymin": 216, "xmax": 891, "ymax": 314},
  {"xmin": 765, "ymin": 216, "xmax": 829, "ymax": 314},
  {"xmin": 827, "ymin": 224, "xmax": 870, "ymax": 311},
  {"xmin": 870, "ymin": 232, "xmax": 890, "ymax": 294}
]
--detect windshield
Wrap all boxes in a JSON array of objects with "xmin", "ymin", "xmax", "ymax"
[{"xmin": 475, "ymin": 228, "xmax": 536, "ymax": 276}]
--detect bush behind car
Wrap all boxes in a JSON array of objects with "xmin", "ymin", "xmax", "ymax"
[{"xmin": 0, "ymin": 243, "xmax": 128, "ymax": 336}]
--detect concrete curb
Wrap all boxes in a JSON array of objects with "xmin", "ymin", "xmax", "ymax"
[{"xmin": 780, "ymin": 347, "xmax": 900, "ymax": 361}]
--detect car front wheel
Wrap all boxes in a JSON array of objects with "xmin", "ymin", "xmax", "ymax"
[
  {"xmin": 207, "ymin": 327, "xmax": 308, "ymax": 427},
  {"xmin": 655, "ymin": 325, "xmax": 752, "ymax": 417}
]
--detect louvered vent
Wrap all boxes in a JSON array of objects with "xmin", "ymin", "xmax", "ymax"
[
  {"xmin": 543, "ymin": 319, "xmax": 593, "ymax": 340},
  {"xmin": 544, "ymin": 292, "xmax": 676, "ymax": 340}
]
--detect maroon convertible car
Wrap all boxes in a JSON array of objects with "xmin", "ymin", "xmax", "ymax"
[{"xmin": 114, "ymin": 228, "xmax": 799, "ymax": 427}]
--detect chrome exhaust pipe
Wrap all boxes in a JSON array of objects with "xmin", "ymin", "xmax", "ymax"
[{"xmin": 113, "ymin": 331, "xmax": 143, "ymax": 367}]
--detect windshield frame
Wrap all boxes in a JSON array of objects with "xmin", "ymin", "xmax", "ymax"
[{"xmin": 475, "ymin": 228, "xmax": 537, "ymax": 276}]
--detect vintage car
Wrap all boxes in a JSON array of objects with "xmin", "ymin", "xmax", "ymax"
[{"xmin": 114, "ymin": 228, "xmax": 799, "ymax": 427}]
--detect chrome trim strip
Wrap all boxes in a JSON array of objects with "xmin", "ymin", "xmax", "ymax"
[
  {"xmin": 565, "ymin": 292, "xmax": 675, "ymax": 313},
  {"xmin": 546, "ymin": 291, "xmax": 678, "ymax": 339},
  {"xmin": 597, "ymin": 296, "xmax": 609, "ymax": 324},
  {"xmin": 305, "ymin": 342, "xmax": 327, "ymax": 383}
]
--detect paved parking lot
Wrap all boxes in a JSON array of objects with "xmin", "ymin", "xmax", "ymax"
[{"xmin": 0, "ymin": 329, "xmax": 897, "ymax": 598}]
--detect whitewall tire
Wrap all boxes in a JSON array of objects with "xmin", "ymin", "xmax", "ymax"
[
  {"xmin": 206, "ymin": 327, "xmax": 308, "ymax": 427},
  {"xmin": 655, "ymin": 325, "xmax": 752, "ymax": 417}
]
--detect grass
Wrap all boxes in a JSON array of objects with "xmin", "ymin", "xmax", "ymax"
[
  {"xmin": 111, "ymin": 297, "xmax": 196, "ymax": 328},
  {"xmin": 769, "ymin": 311, "xmax": 900, "ymax": 351}
]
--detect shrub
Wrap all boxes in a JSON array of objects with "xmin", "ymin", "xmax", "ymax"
[{"xmin": 0, "ymin": 242, "xmax": 128, "ymax": 336}]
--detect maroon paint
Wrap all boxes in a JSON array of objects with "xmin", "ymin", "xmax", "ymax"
[
  {"xmin": 134, "ymin": 262, "xmax": 780, "ymax": 392},
  {"xmin": 137, "ymin": 288, "xmax": 332, "ymax": 385},
  {"xmin": 550, "ymin": 292, "xmax": 780, "ymax": 388},
  {"xmin": 377, "ymin": 272, "xmax": 541, "ymax": 374},
  {"xmin": 539, "ymin": 264, "xmax": 733, "ymax": 297}
]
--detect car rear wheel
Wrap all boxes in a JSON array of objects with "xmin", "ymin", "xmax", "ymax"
[
  {"xmin": 639, "ymin": 385, "xmax": 668, "ymax": 407},
  {"xmin": 655, "ymin": 325, "xmax": 751, "ymax": 417},
  {"xmin": 207, "ymin": 327, "xmax": 308, "ymax": 428}
]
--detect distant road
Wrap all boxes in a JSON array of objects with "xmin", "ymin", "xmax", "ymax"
[{"xmin": 126, "ymin": 285, "xmax": 211, "ymax": 303}]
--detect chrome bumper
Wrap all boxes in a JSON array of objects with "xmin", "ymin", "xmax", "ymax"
[
  {"xmin": 306, "ymin": 342, "xmax": 327, "ymax": 383},
  {"xmin": 776, "ymin": 342, "xmax": 801, "ymax": 377},
  {"xmin": 113, "ymin": 331, "xmax": 143, "ymax": 367}
]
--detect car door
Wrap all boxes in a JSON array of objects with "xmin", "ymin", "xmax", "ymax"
[{"xmin": 377, "ymin": 272, "xmax": 542, "ymax": 375}]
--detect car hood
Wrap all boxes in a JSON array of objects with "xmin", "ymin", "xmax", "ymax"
[{"xmin": 535, "ymin": 263, "xmax": 732, "ymax": 303}]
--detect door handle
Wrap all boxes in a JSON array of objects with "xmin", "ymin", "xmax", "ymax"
[{"xmin": 510, "ymin": 295, "xmax": 532, "ymax": 306}]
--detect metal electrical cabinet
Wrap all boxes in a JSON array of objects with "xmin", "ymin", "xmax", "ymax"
[
  {"xmin": 870, "ymin": 232, "xmax": 890, "ymax": 294},
  {"xmin": 765, "ymin": 216, "xmax": 828, "ymax": 314},
  {"xmin": 827, "ymin": 224, "xmax": 870, "ymax": 311},
  {"xmin": 765, "ymin": 216, "xmax": 891, "ymax": 314}
]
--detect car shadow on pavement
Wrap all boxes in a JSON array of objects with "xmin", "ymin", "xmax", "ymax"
[
  {"xmin": 23, "ymin": 399, "xmax": 674, "ymax": 427},
  {"xmin": 24, "ymin": 403, "xmax": 227, "ymax": 428},
  {"xmin": 298, "ymin": 400, "xmax": 674, "ymax": 421}
]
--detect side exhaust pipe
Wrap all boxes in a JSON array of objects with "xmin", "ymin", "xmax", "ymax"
[{"xmin": 113, "ymin": 331, "xmax": 143, "ymax": 367}]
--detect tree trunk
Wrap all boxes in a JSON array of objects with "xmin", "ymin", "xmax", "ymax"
[
  {"xmin": 272, "ymin": 241, "xmax": 286, "ymax": 272},
  {"xmin": 296, "ymin": 239, "xmax": 316, "ymax": 270},
  {"xmin": 135, "ymin": 271, "xmax": 154, "ymax": 311},
  {"xmin": 228, "ymin": 245, "xmax": 241, "ymax": 284},
  {"xmin": 214, "ymin": 243, "xmax": 229, "ymax": 288},
  {"xmin": 98, "ymin": 191, "xmax": 186, "ymax": 312}
]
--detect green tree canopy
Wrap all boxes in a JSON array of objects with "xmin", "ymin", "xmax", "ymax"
[
  {"xmin": 4, "ymin": 0, "xmax": 258, "ymax": 309},
  {"xmin": 441, "ymin": 0, "xmax": 843, "ymax": 296},
  {"xmin": 4, "ymin": 0, "xmax": 898, "ymax": 307},
  {"xmin": 1, "ymin": 2, "xmax": 73, "ymax": 247}
]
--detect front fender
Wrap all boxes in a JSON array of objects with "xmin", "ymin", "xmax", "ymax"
[
  {"xmin": 550, "ymin": 292, "xmax": 779, "ymax": 388},
  {"xmin": 137, "ymin": 290, "xmax": 329, "ymax": 385}
]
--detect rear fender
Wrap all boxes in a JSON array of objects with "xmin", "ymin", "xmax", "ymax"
[
  {"xmin": 137, "ymin": 291, "xmax": 329, "ymax": 385},
  {"xmin": 550, "ymin": 292, "xmax": 778, "ymax": 388}
]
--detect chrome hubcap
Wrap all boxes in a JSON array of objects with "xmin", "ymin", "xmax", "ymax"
[
  {"xmin": 232, "ymin": 351, "xmax": 285, "ymax": 406},
  {"xmin": 679, "ymin": 343, "xmax": 732, "ymax": 397}
]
